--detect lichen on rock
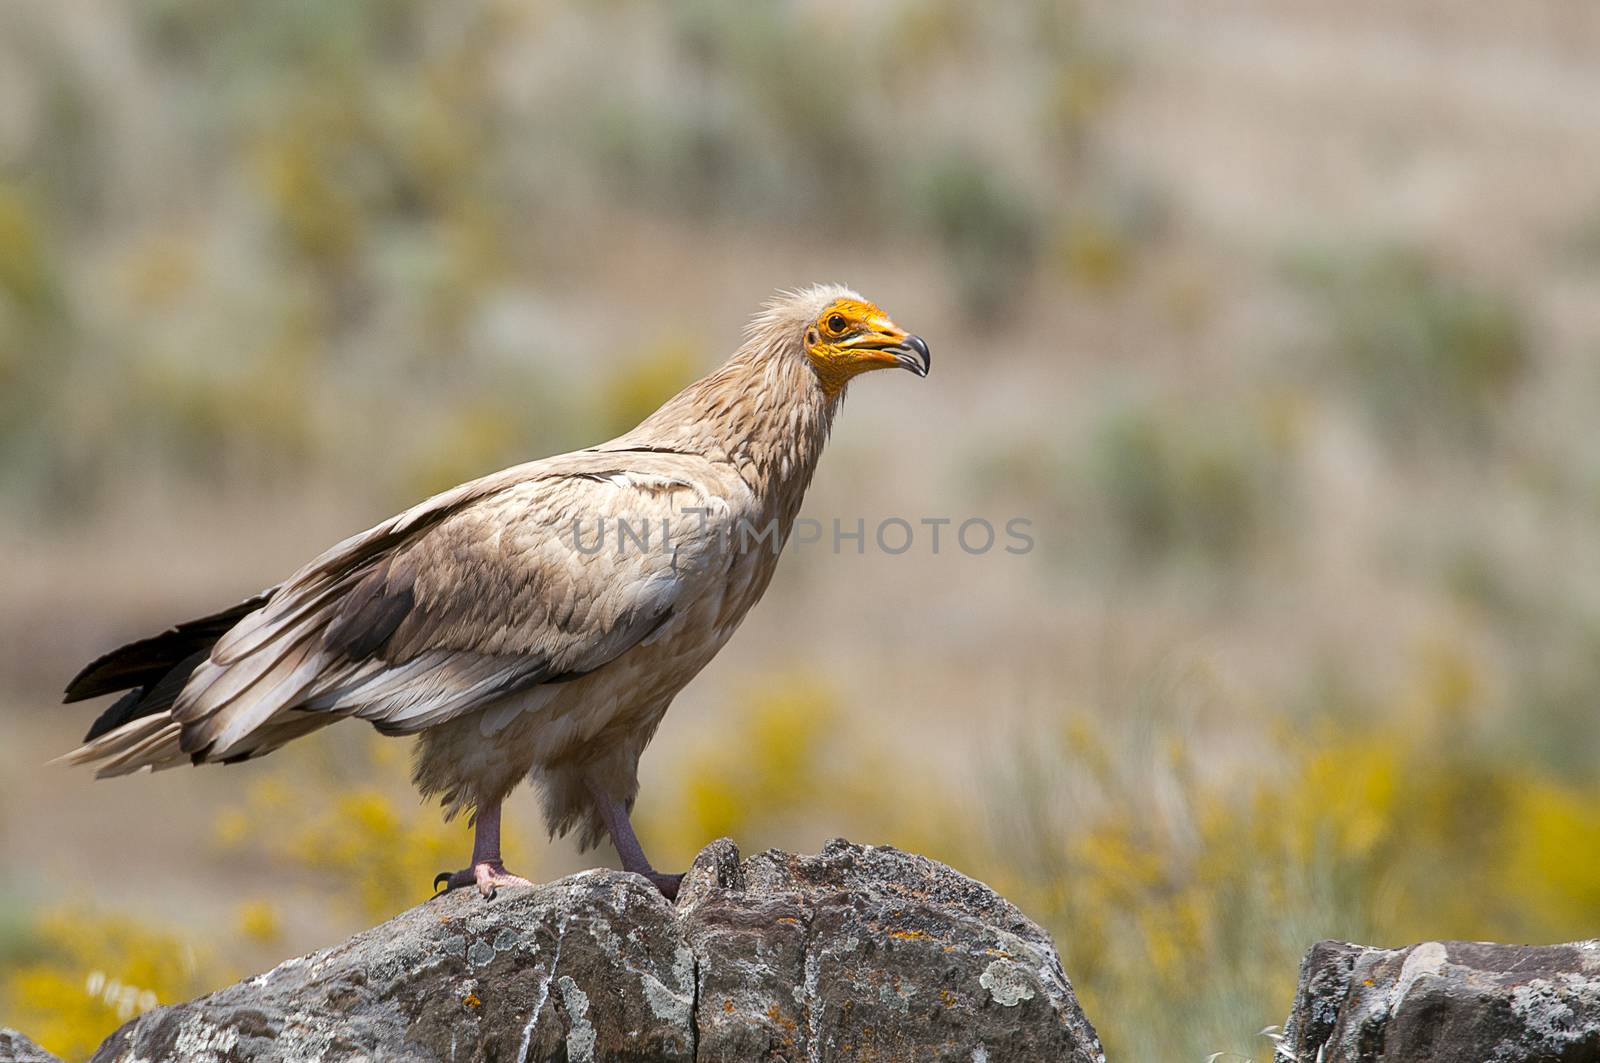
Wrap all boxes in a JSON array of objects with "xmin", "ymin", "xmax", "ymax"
[
  {"xmin": 82, "ymin": 838, "xmax": 1104, "ymax": 1063},
  {"xmin": 1279, "ymin": 937, "xmax": 1600, "ymax": 1062}
]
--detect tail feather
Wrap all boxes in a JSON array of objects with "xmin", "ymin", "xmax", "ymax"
[
  {"xmin": 179, "ymin": 625, "xmax": 328, "ymax": 758},
  {"xmin": 53, "ymin": 715, "xmax": 187, "ymax": 778},
  {"xmin": 55, "ymin": 706, "xmax": 336, "ymax": 778},
  {"xmin": 60, "ymin": 585, "xmax": 357, "ymax": 774},
  {"xmin": 64, "ymin": 591, "xmax": 273, "ymax": 703},
  {"xmin": 83, "ymin": 649, "xmax": 207, "ymax": 742},
  {"xmin": 63, "ymin": 592, "xmax": 273, "ymax": 744}
]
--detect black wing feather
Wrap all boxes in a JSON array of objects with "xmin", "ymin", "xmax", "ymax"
[
  {"xmin": 63, "ymin": 591, "xmax": 274, "ymax": 703},
  {"xmin": 83, "ymin": 648, "xmax": 210, "ymax": 741}
]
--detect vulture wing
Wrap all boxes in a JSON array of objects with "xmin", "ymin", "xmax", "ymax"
[{"xmin": 161, "ymin": 451, "xmax": 744, "ymax": 763}]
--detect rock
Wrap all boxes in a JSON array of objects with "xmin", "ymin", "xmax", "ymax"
[
  {"xmin": 1279, "ymin": 938, "xmax": 1600, "ymax": 1062},
  {"xmin": 88, "ymin": 838, "xmax": 1104, "ymax": 1063},
  {"xmin": 0, "ymin": 1029, "xmax": 65, "ymax": 1063}
]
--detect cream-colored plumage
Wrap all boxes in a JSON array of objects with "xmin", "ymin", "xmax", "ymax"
[{"xmin": 60, "ymin": 285, "xmax": 928, "ymax": 896}]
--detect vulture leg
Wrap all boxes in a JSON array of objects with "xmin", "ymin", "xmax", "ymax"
[
  {"xmin": 586, "ymin": 776, "xmax": 684, "ymax": 901},
  {"xmin": 432, "ymin": 800, "xmax": 531, "ymax": 900}
]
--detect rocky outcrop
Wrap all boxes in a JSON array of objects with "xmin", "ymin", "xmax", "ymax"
[
  {"xmin": 30, "ymin": 867, "xmax": 1600, "ymax": 1063},
  {"xmin": 1278, "ymin": 938, "xmax": 1600, "ymax": 1062},
  {"xmin": 86, "ymin": 838, "xmax": 1105, "ymax": 1063},
  {"xmin": 0, "ymin": 1028, "xmax": 64, "ymax": 1063}
]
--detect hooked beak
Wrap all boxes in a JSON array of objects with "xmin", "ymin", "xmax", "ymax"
[
  {"xmin": 893, "ymin": 334, "xmax": 932, "ymax": 377},
  {"xmin": 842, "ymin": 325, "xmax": 932, "ymax": 378}
]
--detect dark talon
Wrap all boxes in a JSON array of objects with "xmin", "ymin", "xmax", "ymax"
[
  {"xmin": 433, "ymin": 872, "xmax": 453, "ymax": 894},
  {"xmin": 484, "ymin": 885, "xmax": 497, "ymax": 902},
  {"xmin": 646, "ymin": 871, "xmax": 685, "ymax": 901}
]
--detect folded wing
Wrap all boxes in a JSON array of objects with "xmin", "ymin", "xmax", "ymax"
[{"xmin": 156, "ymin": 453, "xmax": 736, "ymax": 763}]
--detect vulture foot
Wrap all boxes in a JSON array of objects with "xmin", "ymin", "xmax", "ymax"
[
  {"xmin": 582, "ymin": 776, "xmax": 684, "ymax": 902},
  {"xmin": 641, "ymin": 870, "xmax": 684, "ymax": 901},
  {"xmin": 433, "ymin": 862, "xmax": 532, "ymax": 901}
]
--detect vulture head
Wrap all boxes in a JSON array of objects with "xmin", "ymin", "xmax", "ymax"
[{"xmin": 750, "ymin": 286, "xmax": 931, "ymax": 397}]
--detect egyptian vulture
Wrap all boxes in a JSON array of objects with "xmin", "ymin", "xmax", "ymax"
[{"xmin": 59, "ymin": 286, "xmax": 930, "ymax": 899}]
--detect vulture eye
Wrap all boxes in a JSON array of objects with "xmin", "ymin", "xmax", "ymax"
[{"xmin": 827, "ymin": 314, "xmax": 847, "ymax": 334}]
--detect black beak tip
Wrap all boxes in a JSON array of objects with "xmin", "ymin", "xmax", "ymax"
[{"xmin": 906, "ymin": 335, "xmax": 930, "ymax": 376}]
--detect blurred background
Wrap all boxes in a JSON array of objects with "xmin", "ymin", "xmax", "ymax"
[{"xmin": 3, "ymin": 0, "xmax": 1600, "ymax": 1058}]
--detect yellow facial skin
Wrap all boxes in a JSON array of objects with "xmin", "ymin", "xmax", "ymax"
[{"xmin": 803, "ymin": 298, "xmax": 930, "ymax": 395}]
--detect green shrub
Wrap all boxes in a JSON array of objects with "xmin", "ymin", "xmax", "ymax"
[
  {"xmin": 1086, "ymin": 397, "xmax": 1299, "ymax": 566},
  {"xmin": 1290, "ymin": 248, "xmax": 1528, "ymax": 449},
  {"xmin": 914, "ymin": 152, "xmax": 1039, "ymax": 322}
]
